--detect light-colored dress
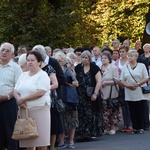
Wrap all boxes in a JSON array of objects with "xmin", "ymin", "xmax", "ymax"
[{"xmin": 15, "ymin": 70, "xmax": 51, "ymax": 147}]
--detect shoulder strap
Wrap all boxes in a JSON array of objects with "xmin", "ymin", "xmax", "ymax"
[{"xmin": 126, "ymin": 65, "xmax": 138, "ymax": 83}]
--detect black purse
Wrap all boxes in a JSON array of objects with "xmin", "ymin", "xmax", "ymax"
[
  {"xmin": 141, "ymin": 86, "xmax": 150, "ymax": 94},
  {"xmin": 51, "ymin": 90, "xmax": 66, "ymax": 113},
  {"xmin": 106, "ymin": 84, "xmax": 120, "ymax": 109},
  {"xmin": 127, "ymin": 65, "xmax": 150, "ymax": 94}
]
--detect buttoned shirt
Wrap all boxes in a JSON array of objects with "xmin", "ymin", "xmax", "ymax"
[{"xmin": 0, "ymin": 60, "xmax": 22, "ymax": 95}]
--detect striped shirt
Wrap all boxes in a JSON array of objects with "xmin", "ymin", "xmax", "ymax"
[{"xmin": 0, "ymin": 60, "xmax": 22, "ymax": 95}]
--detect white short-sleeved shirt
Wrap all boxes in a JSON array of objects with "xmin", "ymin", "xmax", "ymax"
[
  {"xmin": 15, "ymin": 70, "xmax": 50, "ymax": 108},
  {"xmin": 120, "ymin": 63, "xmax": 149, "ymax": 101}
]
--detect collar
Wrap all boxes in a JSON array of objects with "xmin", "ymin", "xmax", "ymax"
[{"xmin": 0, "ymin": 59, "xmax": 14, "ymax": 67}]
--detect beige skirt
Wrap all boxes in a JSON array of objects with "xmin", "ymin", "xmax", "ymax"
[{"xmin": 20, "ymin": 105, "xmax": 50, "ymax": 148}]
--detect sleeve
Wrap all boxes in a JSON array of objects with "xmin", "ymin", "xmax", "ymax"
[
  {"xmin": 66, "ymin": 68, "xmax": 77, "ymax": 82},
  {"xmin": 49, "ymin": 58, "xmax": 65, "ymax": 85},
  {"xmin": 91, "ymin": 63, "xmax": 101, "ymax": 76},
  {"xmin": 112, "ymin": 65, "xmax": 119, "ymax": 81},
  {"xmin": 14, "ymin": 64, "xmax": 23, "ymax": 84},
  {"xmin": 14, "ymin": 72, "xmax": 24, "ymax": 90},
  {"xmin": 37, "ymin": 71, "xmax": 50, "ymax": 92},
  {"xmin": 142, "ymin": 64, "xmax": 149, "ymax": 79}
]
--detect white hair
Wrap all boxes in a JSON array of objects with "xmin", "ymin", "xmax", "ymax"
[
  {"xmin": 32, "ymin": 44, "xmax": 47, "ymax": 60},
  {"xmin": 18, "ymin": 53, "xmax": 27, "ymax": 67},
  {"xmin": 1, "ymin": 42, "xmax": 15, "ymax": 53}
]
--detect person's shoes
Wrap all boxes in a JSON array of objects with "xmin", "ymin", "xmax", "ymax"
[
  {"xmin": 121, "ymin": 127, "xmax": 127, "ymax": 132},
  {"xmin": 125, "ymin": 127, "xmax": 133, "ymax": 133},
  {"xmin": 58, "ymin": 143, "xmax": 67, "ymax": 149},
  {"xmin": 144, "ymin": 127, "xmax": 149, "ymax": 131},
  {"xmin": 138, "ymin": 129, "xmax": 144, "ymax": 134},
  {"xmin": 67, "ymin": 144, "xmax": 75, "ymax": 149},
  {"xmin": 103, "ymin": 130, "xmax": 109, "ymax": 135},
  {"xmin": 109, "ymin": 130, "xmax": 116, "ymax": 135},
  {"xmin": 131, "ymin": 129, "xmax": 138, "ymax": 134}
]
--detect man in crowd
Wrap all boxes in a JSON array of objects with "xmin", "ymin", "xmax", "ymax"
[{"xmin": 0, "ymin": 42, "xmax": 22, "ymax": 150}]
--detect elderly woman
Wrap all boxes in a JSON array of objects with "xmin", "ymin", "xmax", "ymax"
[
  {"xmin": 18, "ymin": 53, "xmax": 28, "ymax": 72},
  {"xmin": 75, "ymin": 50, "xmax": 103, "ymax": 141},
  {"xmin": 66, "ymin": 52, "xmax": 77, "ymax": 72},
  {"xmin": 54, "ymin": 52, "xmax": 79, "ymax": 149},
  {"xmin": 14, "ymin": 51, "xmax": 51, "ymax": 150},
  {"xmin": 32, "ymin": 45, "xmax": 62, "ymax": 150},
  {"xmin": 120, "ymin": 50, "xmax": 149, "ymax": 134},
  {"xmin": 100, "ymin": 51, "xmax": 121, "ymax": 135}
]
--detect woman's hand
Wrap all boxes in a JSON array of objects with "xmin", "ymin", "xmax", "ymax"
[
  {"xmin": 127, "ymin": 84, "xmax": 138, "ymax": 90},
  {"xmin": 19, "ymin": 103, "xmax": 27, "ymax": 108},
  {"xmin": 16, "ymin": 97, "xmax": 25, "ymax": 106},
  {"xmin": 91, "ymin": 93, "xmax": 97, "ymax": 101}
]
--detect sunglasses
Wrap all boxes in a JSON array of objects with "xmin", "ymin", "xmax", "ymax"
[{"xmin": 75, "ymin": 52, "xmax": 81, "ymax": 56}]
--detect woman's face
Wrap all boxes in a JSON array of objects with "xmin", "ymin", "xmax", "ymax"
[
  {"xmin": 81, "ymin": 55, "xmax": 90, "ymax": 65},
  {"xmin": 26, "ymin": 54, "xmax": 41, "ymax": 70},
  {"xmin": 127, "ymin": 53, "xmax": 137, "ymax": 63},
  {"xmin": 143, "ymin": 45, "xmax": 150, "ymax": 53},
  {"xmin": 101, "ymin": 55, "xmax": 110, "ymax": 65},
  {"xmin": 56, "ymin": 56, "xmax": 64, "ymax": 67},
  {"xmin": 119, "ymin": 48, "xmax": 127, "ymax": 58}
]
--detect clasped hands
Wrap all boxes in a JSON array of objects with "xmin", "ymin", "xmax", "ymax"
[{"xmin": 16, "ymin": 97, "xmax": 26, "ymax": 108}]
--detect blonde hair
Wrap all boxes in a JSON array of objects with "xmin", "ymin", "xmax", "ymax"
[{"xmin": 127, "ymin": 49, "xmax": 139, "ymax": 57}]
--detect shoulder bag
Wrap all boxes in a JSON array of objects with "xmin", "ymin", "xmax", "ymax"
[
  {"xmin": 127, "ymin": 65, "xmax": 150, "ymax": 94},
  {"xmin": 12, "ymin": 107, "xmax": 39, "ymax": 140},
  {"xmin": 51, "ymin": 89, "xmax": 66, "ymax": 113},
  {"xmin": 106, "ymin": 83, "xmax": 121, "ymax": 109}
]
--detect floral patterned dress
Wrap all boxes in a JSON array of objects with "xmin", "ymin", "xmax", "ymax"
[{"xmin": 75, "ymin": 63, "xmax": 103, "ymax": 138}]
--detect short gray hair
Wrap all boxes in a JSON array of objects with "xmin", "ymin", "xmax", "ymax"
[
  {"xmin": 54, "ymin": 52, "xmax": 67, "ymax": 64},
  {"xmin": 81, "ymin": 50, "xmax": 92, "ymax": 61},
  {"xmin": 32, "ymin": 44, "xmax": 47, "ymax": 60},
  {"xmin": 45, "ymin": 46, "xmax": 52, "ymax": 51},
  {"xmin": 67, "ymin": 52, "xmax": 77, "ymax": 60},
  {"xmin": 18, "ymin": 53, "xmax": 27, "ymax": 67},
  {"xmin": 1, "ymin": 42, "xmax": 15, "ymax": 53},
  {"xmin": 127, "ymin": 49, "xmax": 139, "ymax": 58},
  {"xmin": 101, "ymin": 51, "xmax": 112, "ymax": 63}
]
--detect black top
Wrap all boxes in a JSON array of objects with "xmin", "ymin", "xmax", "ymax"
[
  {"xmin": 137, "ymin": 54, "xmax": 150, "ymax": 75},
  {"xmin": 75, "ymin": 62, "xmax": 101, "ymax": 87},
  {"xmin": 48, "ymin": 57, "xmax": 65, "ymax": 86}
]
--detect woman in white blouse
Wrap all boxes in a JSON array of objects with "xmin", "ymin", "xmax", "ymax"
[
  {"xmin": 14, "ymin": 51, "xmax": 51, "ymax": 150},
  {"xmin": 120, "ymin": 50, "xmax": 149, "ymax": 134}
]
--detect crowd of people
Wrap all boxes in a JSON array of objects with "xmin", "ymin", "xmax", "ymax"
[{"xmin": 0, "ymin": 39, "xmax": 150, "ymax": 150}]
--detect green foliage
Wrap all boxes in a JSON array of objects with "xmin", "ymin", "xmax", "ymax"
[{"xmin": 0, "ymin": 0, "xmax": 149, "ymax": 49}]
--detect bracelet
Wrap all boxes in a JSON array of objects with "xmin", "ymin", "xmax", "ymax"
[
  {"xmin": 93, "ymin": 92, "xmax": 98, "ymax": 96},
  {"xmin": 7, "ymin": 94, "xmax": 10, "ymax": 100}
]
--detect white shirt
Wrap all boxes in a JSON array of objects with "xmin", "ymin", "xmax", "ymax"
[
  {"xmin": 120, "ymin": 63, "xmax": 149, "ymax": 101},
  {"xmin": 0, "ymin": 60, "xmax": 22, "ymax": 95},
  {"xmin": 15, "ymin": 70, "xmax": 50, "ymax": 108}
]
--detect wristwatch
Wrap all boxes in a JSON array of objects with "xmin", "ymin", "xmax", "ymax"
[{"xmin": 7, "ymin": 94, "xmax": 10, "ymax": 100}]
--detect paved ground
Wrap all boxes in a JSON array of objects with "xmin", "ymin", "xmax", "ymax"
[{"xmin": 69, "ymin": 130, "xmax": 150, "ymax": 150}]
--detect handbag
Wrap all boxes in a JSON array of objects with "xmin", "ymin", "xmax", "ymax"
[
  {"xmin": 12, "ymin": 107, "xmax": 39, "ymax": 140},
  {"xmin": 51, "ymin": 90, "xmax": 66, "ymax": 113},
  {"xmin": 106, "ymin": 84, "xmax": 120, "ymax": 109},
  {"xmin": 127, "ymin": 65, "xmax": 150, "ymax": 94},
  {"xmin": 141, "ymin": 86, "xmax": 150, "ymax": 94}
]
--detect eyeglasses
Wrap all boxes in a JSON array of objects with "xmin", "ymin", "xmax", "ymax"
[{"xmin": 1, "ymin": 48, "xmax": 11, "ymax": 53}]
